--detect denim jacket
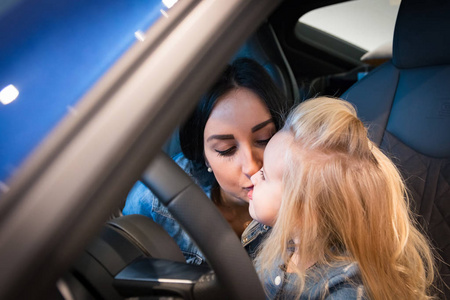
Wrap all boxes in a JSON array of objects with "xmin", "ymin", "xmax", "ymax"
[
  {"xmin": 123, "ymin": 153, "xmax": 269, "ymax": 265},
  {"xmin": 262, "ymin": 260, "xmax": 367, "ymax": 300},
  {"xmin": 241, "ymin": 220, "xmax": 271, "ymax": 261}
]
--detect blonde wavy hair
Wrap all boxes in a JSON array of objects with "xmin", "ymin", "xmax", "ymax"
[{"xmin": 256, "ymin": 97, "xmax": 436, "ymax": 299}]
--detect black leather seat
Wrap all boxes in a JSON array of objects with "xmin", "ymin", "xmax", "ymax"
[{"xmin": 342, "ymin": 0, "xmax": 450, "ymax": 298}]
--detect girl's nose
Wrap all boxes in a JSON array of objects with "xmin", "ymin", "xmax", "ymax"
[{"xmin": 250, "ymin": 171, "xmax": 260, "ymax": 185}]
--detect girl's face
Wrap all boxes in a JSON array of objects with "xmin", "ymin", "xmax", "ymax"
[
  {"xmin": 249, "ymin": 131, "xmax": 288, "ymax": 226},
  {"xmin": 203, "ymin": 87, "xmax": 276, "ymax": 206}
]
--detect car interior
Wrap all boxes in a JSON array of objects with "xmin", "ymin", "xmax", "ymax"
[
  {"xmin": 75, "ymin": 0, "xmax": 450, "ymax": 299},
  {"xmin": 0, "ymin": 0, "xmax": 449, "ymax": 299}
]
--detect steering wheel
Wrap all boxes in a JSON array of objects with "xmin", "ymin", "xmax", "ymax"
[
  {"xmin": 139, "ymin": 151, "xmax": 265, "ymax": 299},
  {"xmin": 70, "ymin": 151, "xmax": 265, "ymax": 300}
]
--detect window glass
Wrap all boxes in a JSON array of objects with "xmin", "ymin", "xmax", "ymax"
[
  {"xmin": 298, "ymin": 0, "xmax": 400, "ymax": 52},
  {"xmin": 0, "ymin": 0, "xmax": 179, "ymax": 185}
]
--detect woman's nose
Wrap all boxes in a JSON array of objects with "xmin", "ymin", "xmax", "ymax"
[{"xmin": 242, "ymin": 148, "xmax": 263, "ymax": 179}]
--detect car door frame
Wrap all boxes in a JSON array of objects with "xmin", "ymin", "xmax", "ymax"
[{"xmin": 0, "ymin": 0, "xmax": 283, "ymax": 298}]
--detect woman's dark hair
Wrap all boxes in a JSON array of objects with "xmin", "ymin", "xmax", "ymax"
[{"xmin": 179, "ymin": 57, "xmax": 289, "ymax": 186}]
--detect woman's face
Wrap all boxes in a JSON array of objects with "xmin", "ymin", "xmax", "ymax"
[{"xmin": 203, "ymin": 87, "xmax": 276, "ymax": 206}]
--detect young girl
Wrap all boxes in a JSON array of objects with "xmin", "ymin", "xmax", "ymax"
[{"xmin": 249, "ymin": 97, "xmax": 437, "ymax": 299}]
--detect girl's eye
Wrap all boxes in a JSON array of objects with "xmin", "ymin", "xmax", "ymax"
[
  {"xmin": 259, "ymin": 169, "xmax": 265, "ymax": 180},
  {"xmin": 256, "ymin": 138, "xmax": 271, "ymax": 146},
  {"xmin": 215, "ymin": 146, "xmax": 236, "ymax": 157}
]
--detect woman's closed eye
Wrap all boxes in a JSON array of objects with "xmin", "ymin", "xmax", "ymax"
[
  {"xmin": 256, "ymin": 138, "xmax": 271, "ymax": 147},
  {"xmin": 215, "ymin": 137, "xmax": 272, "ymax": 157},
  {"xmin": 215, "ymin": 146, "xmax": 237, "ymax": 157}
]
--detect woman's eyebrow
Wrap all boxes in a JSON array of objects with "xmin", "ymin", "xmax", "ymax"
[
  {"xmin": 206, "ymin": 134, "xmax": 234, "ymax": 142},
  {"xmin": 251, "ymin": 119, "xmax": 274, "ymax": 132},
  {"xmin": 206, "ymin": 119, "xmax": 273, "ymax": 142}
]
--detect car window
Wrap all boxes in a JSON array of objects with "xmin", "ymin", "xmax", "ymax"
[
  {"xmin": 0, "ymin": 0, "xmax": 178, "ymax": 186},
  {"xmin": 296, "ymin": 0, "xmax": 400, "ymax": 63}
]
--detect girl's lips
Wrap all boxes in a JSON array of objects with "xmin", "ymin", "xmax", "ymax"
[{"xmin": 244, "ymin": 185, "xmax": 254, "ymax": 200}]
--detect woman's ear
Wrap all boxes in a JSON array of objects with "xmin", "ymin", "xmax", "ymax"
[
  {"xmin": 203, "ymin": 152, "xmax": 209, "ymax": 167},
  {"xmin": 205, "ymin": 158, "xmax": 212, "ymax": 173}
]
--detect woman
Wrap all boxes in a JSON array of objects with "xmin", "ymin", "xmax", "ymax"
[
  {"xmin": 123, "ymin": 58, "xmax": 289, "ymax": 265},
  {"xmin": 250, "ymin": 97, "xmax": 436, "ymax": 299}
]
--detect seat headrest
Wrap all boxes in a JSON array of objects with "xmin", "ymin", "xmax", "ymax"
[{"xmin": 393, "ymin": 0, "xmax": 450, "ymax": 69}]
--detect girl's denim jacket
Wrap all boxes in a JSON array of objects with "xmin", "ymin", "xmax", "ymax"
[
  {"xmin": 123, "ymin": 153, "xmax": 269, "ymax": 265},
  {"xmin": 241, "ymin": 220, "xmax": 270, "ymax": 261},
  {"xmin": 261, "ymin": 260, "xmax": 367, "ymax": 300}
]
